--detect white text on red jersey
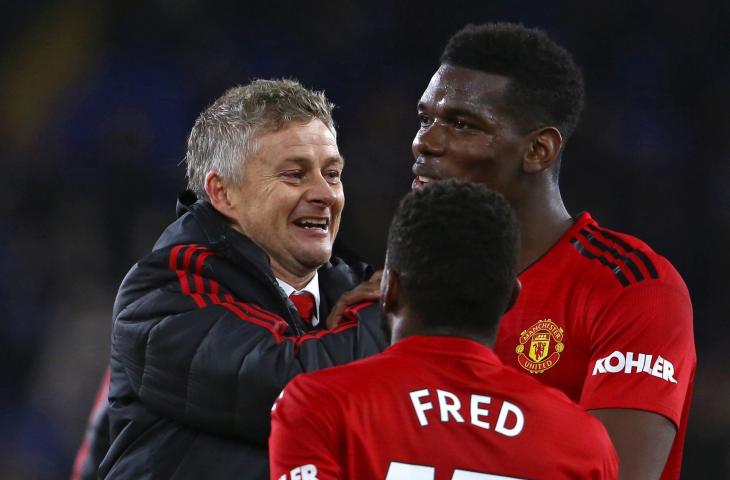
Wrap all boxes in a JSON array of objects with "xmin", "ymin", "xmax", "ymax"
[
  {"xmin": 592, "ymin": 351, "xmax": 677, "ymax": 383},
  {"xmin": 408, "ymin": 388, "xmax": 525, "ymax": 437}
]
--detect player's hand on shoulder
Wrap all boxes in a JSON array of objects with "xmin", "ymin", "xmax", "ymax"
[{"xmin": 326, "ymin": 270, "xmax": 383, "ymax": 329}]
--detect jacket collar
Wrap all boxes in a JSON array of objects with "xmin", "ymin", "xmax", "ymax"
[
  {"xmin": 173, "ymin": 192, "xmax": 273, "ymax": 277},
  {"xmin": 165, "ymin": 191, "xmax": 372, "ymax": 328}
]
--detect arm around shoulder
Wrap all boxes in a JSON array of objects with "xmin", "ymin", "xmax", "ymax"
[{"xmin": 111, "ymin": 249, "xmax": 386, "ymax": 444}]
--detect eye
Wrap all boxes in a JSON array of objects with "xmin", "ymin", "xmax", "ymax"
[
  {"xmin": 324, "ymin": 169, "xmax": 342, "ymax": 184},
  {"xmin": 281, "ymin": 170, "xmax": 304, "ymax": 182},
  {"xmin": 418, "ymin": 114, "xmax": 433, "ymax": 128},
  {"xmin": 454, "ymin": 119, "xmax": 471, "ymax": 130}
]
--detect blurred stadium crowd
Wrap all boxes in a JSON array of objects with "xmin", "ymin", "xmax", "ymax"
[{"xmin": 1, "ymin": 1, "xmax": 728, "ymax": 478}]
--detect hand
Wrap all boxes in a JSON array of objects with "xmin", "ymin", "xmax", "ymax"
[{"xmin": 326, "ymin": 270, "xmax": 383, "ymax": 329}]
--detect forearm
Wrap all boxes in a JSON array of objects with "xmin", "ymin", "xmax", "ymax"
[
  {"xmin": 589, "ymin": 408, "xmax": 676, "ymax": 480},
  {"xmin": 115, "ymin": 303, "xmax": 384, "ymax": 443}
]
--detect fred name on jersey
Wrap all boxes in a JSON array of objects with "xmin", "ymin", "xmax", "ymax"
[{"xmin": 409, "ymin": 388, "xmax": 524, "ymax": 437}]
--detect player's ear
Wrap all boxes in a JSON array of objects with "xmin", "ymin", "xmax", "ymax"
[
  {"xmin": 380, "ymin": 266, "xmax": 400, "ymax": 315},
  {"xmin": 504, "ymin": 278, "xmax": 521, "ymax": 313},
  {"xmin": 523, "ymin": 127, "xmax": 562, "ymax": 174}
]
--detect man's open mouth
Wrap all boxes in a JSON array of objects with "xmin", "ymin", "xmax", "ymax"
[
  {"xmin": 413, "ymin": 175, "xmax": 440, "ymax": 190},
  {"xmin": 293, "ymin": 217, "xmax": 329, "ymax": 231}
]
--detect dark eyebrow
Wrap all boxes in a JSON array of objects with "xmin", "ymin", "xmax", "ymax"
[
  {"xmin": 418, "ymin": 101, "xmax": 494, "ymax": 125},
  {"xmin": 442, "ymin": 107, "xmax": 484, "ymax": 121}
]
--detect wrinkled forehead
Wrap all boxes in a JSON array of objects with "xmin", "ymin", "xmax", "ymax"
[
  {"xmin": 249, "ymin": 118, "xmax": 343, "ymax": 168},
  {"xmin": 419, "ymin": 64, "xmax": 511, "ymax": 113},
  {"xmin": 256, "ymin": 119, "xmax": 338, "ymax": 148},
  {"xmin": 258, "ymin": 115, "xmax": 336, "ymax": 139}
]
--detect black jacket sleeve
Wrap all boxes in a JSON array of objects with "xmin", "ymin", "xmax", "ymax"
[
  {"xmin": 71, "ymin": 369, "xmax": 110, "ymax": 480},
  {"xmin": 111, "ymin": 247, "xmax": 388, "ymax": 446}
]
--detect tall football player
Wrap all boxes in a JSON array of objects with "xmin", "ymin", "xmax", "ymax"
[{"xmin": 411, "ymin": 23, "xmax": 695, "ymax": 480}]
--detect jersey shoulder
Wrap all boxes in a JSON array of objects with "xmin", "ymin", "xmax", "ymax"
[
  {"xmin": 492, "ymin": 361, "xmax": 576, "ymax": 406},
  {"xmin": 289, "ymin": 350, "xmax": 399, "ymax": 400},
  {"xmin": 491, "ymin": 362, "xmax": 612, "ymax": 440},
  {"xmin": 564, "ymin": 215, "xmax": 687, "ymax": 294}
]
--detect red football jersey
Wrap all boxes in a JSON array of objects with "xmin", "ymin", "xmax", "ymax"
[
  {"xmin": 270, "ymin": 336, "xmax": 618, "ymax": 480},
  {"xmin": 494, "ymin": 212, "xmax": 695, "ymax": 480}
]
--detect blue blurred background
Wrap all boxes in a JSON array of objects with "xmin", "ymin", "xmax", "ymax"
[{"xmin": 1, "ymin": 1, "xmax": 728, "ymax": 478}]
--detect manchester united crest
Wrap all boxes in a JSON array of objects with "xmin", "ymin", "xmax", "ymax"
[{"xmin": 515, "ymin": 319, "xmax": 565, "ymax": 374}]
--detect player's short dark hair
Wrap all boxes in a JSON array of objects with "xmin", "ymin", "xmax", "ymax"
[
  {"xmin": 441, "ymin": 23, "xmax": 585, "ymax": 141},
  {"xmin": 386, "ymin": 180, "xmax": 519, "ymax": 336}
]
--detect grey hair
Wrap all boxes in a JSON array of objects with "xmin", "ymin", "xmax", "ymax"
[{"xmin": 185, "ymin": 79, "xmax": 336, "ymax": 200}]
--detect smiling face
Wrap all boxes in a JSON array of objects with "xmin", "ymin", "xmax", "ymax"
[
  {"xmin": 225, "ymin": 119, "xmax": 344, "ymax": 282},
  {"xmin": 411, "ymin": 65, "xmax": 531, "ymax": 204}
]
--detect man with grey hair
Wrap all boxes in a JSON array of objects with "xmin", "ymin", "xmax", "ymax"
[{"xmin": 87, "ymin": 79, "xmax": 387, "ymax": 479}]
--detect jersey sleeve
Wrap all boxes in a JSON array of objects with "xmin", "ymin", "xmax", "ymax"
[
  {"xmin": 580, "ymin": 279, "xmax": 695, "ymax": 427},
  {"xmin": 269, "ymin": 376, "xmax": 344, "ymax": 480}
]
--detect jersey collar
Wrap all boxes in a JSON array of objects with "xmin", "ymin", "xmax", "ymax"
[{"xmin": 386, "ymin": 335, "xmax": 502, "ymax": 365}]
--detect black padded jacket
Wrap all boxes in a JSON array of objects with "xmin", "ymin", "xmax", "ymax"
[{"xmin": 98, "ymin": 196, "xmax": 388, "ymax": 479}]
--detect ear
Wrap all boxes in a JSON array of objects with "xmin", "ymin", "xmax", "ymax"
[
  {"xmin": 380, "ymin": 266, "xmax": 400, "ymax": 316},
  {"xmin": 523, "ymin": 127, "xmax": 562, "ymax": 174},
  {"xmin": 204, "ymin": 171, "xmax": 236, "ymax": 217},
  {"xmin": 504, "ymin": 278, "xmax": 521, "ymax": 313}
]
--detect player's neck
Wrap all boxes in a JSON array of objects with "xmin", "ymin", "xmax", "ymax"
[
  {"xmin": 514, "ymin": 189, "xmax": 573, "ymax": 273},
  {"xmin": 391, "ymin": 312, "xmax": 494, "ymax": 347},
  {"xmin": 394, "ymin": 329, "xmax": 493, "ymax": 348},
  {"xmin": 270, "ymin": 261, "xmax": 316, "ymax": 291}
]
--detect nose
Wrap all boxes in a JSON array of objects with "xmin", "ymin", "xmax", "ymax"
[
  {"xmin": 412, "ymin": 122, "xmax": 446, "ymax": 158},
  {"xmin": 305, "ymin": 172, "xmax": 338, "ymax": 207}
]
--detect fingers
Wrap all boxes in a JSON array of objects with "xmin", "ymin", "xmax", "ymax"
[
  {"xmin": 325, "ymin": 270, "xmax": 384, "ymax": 329},
  {"xmin": 324, "ymin": 297, "xmax": 352, "ymax": 330},
  {"xmin": 369, "ymin": 270, "xmax": 384, "ymax": 286}
]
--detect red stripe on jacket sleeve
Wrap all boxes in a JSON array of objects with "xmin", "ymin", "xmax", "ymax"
[
  {"xmin": 167, "ymin": 243, "xmax": 366, "ymax": 346},
  {"xmin": 71, "ymin": 368, "xmax": 111, "ymax": 480},
  {"xmin": 169, "ymin": 244, "xmax": 184, "ymax": 271},
  {"xmin": 221, "ymin": 303, "xmax": 285, "ymax": 342},
  {"xmin": 194, "ymin": 251, "xmax": 215, "ymax": 293}
]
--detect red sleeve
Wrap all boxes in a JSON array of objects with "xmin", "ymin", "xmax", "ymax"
[
  {"xmin": 580, "ymin": 279, "xmax": 695, "ymax": 427},
  {"xmin": 269, "ymin": 376, "xmax": 344, "ymax": 480}
]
